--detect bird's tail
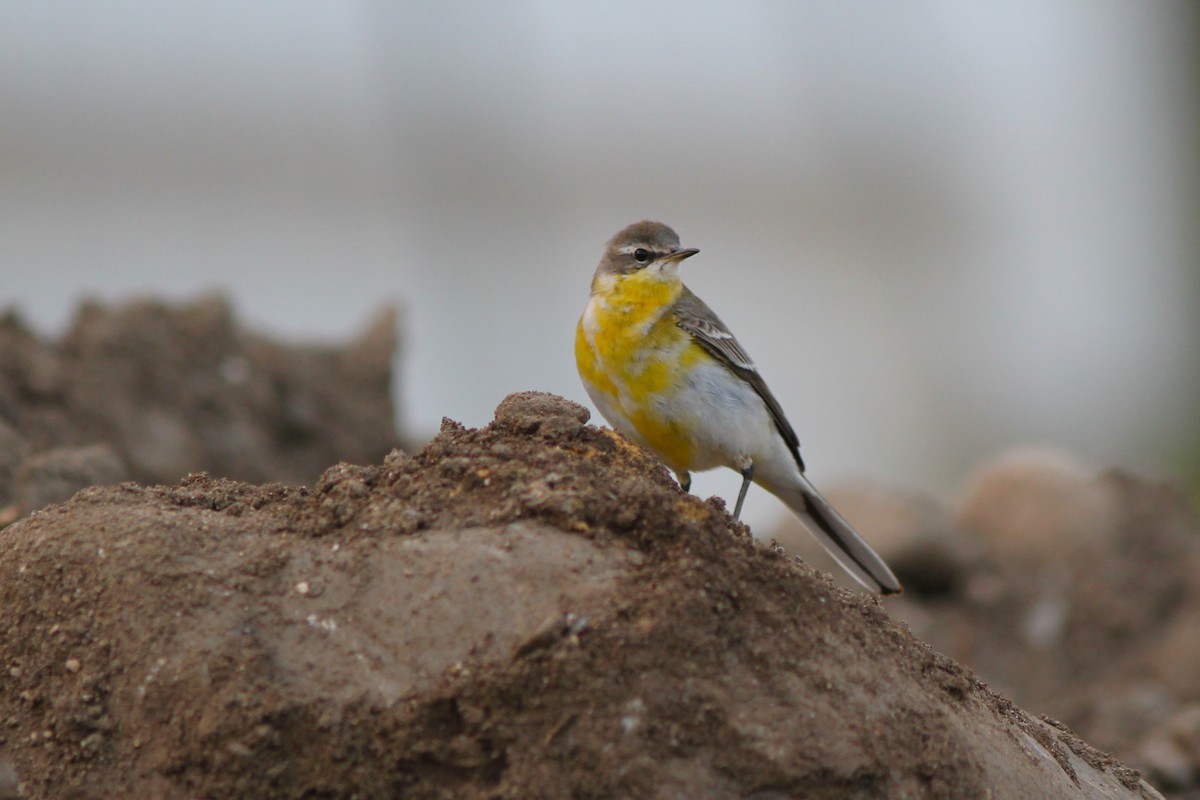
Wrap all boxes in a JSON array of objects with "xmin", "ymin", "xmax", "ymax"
[{"xmin": 765, "ymin": 473, "xmax": 903, "ymax": 595}]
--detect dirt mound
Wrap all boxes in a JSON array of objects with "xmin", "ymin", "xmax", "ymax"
[
  {"xmin": 0, "ymin": 393, "xmax": 1162, "ymax": 799},
  {"xmin": 0, "ymin": 296, "xmax": 399, "ymax": 518}
]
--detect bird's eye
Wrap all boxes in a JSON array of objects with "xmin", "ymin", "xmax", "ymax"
[{"xmin": 633, "ymin": 248, "xmax": 650, "ymax": 263}]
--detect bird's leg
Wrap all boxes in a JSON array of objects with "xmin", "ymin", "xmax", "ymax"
[
  {"xmin": 733, "ymin": 458, "xmax": 754, "ymax": 520},
  {"xmin": 677, "ymin": 471, "xmax": 692, "ymax": 494}
]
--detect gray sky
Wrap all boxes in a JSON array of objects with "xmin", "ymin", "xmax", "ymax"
[{"xmin": 2, "ymin": 2, "xmax": 1196, "ymax": 528}]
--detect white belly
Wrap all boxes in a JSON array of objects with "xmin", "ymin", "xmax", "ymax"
[{"xmin": 656, "ymin": 360, "xmax": 797, "ymax": 478}]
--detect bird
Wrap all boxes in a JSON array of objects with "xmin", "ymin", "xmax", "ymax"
[{"xmin": 575, "ymin": 220, "xmax": 902, "ymax": 594}]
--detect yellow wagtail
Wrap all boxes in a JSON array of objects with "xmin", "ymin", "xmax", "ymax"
[{"xmin": 575, "ymin": 220, "xmax": 902, "ymax": 594}]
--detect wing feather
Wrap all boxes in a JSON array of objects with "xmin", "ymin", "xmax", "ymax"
[{"xmin": 672, "ymin": 288, "xmax": 805, "ymax": 471}]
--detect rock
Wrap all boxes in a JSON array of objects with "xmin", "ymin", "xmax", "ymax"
[
  {"xmin": 0, "ymin": 755, "xmax": 18, "ymax": 800},
  {"xmin": 957, "ymin": 447, "xmax": 1119, "ymax": 563},
  {"xmin": 1137, "ymin": 705, "xmax": 1200, "ymax": 791},
  {"xmin": 493, "ymin": 391, "xmax": 590, "ymax": 438}
]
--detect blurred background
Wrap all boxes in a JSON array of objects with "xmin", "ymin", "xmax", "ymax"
[{"xmin": 1, "ymin": 1, "xmax": 1197, "ymax": 530}]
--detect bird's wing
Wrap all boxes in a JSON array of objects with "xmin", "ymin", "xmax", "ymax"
[{"xmin": 671, "ymin": 287, "xmax": 805, "ymax": 471}]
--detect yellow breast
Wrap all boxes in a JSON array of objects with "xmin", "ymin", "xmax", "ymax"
[{"xmin": 575, "ymin": 270, "xmax": 705, "ymax": 472}]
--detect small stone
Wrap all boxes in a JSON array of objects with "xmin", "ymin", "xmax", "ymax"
[
  {"xmin": 1138, "ymin": 734, "xmax": 1193, "ymax": 789},
  {"xmin": 226, "ymin": 740, "xmax": 253, "ymax": 758},
  {"xmin": 0, "ymin": 756, "xmax": 17, "ymax": 800},
  {"xmin": 295, "ymin": 581, "xmax": 311, "ymax": 596},
  {"xmin": 957, "ymin": 447, "xmax": 1118, "ymax": 563},
  {"xmin": 514, "ymin": 614, "xmax": 569, "ymax": 658},
  {"xmin": 493, "ymin": 392, "xmax": 590, "ymax": 437},
  {"xmin": 64, "ymin": 658, "xmax": 81, "ymax": 673}
]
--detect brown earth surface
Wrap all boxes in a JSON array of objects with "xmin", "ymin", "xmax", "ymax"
[
  {"xmin": 1, "ymin": 297, "xmax": 1193, "ymax": 798},
  {"xmin": 0, "ymin": 392, "xmax": 1167, "ymax": 799},
  {"xmin": 775, "ymin": 451, "xmax": 1200, "ymax": 799}
]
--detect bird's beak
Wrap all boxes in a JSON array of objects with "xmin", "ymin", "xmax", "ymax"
[{"xmin": 664, "ymin": 248, "xmax": 699, "ymax": 263}]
